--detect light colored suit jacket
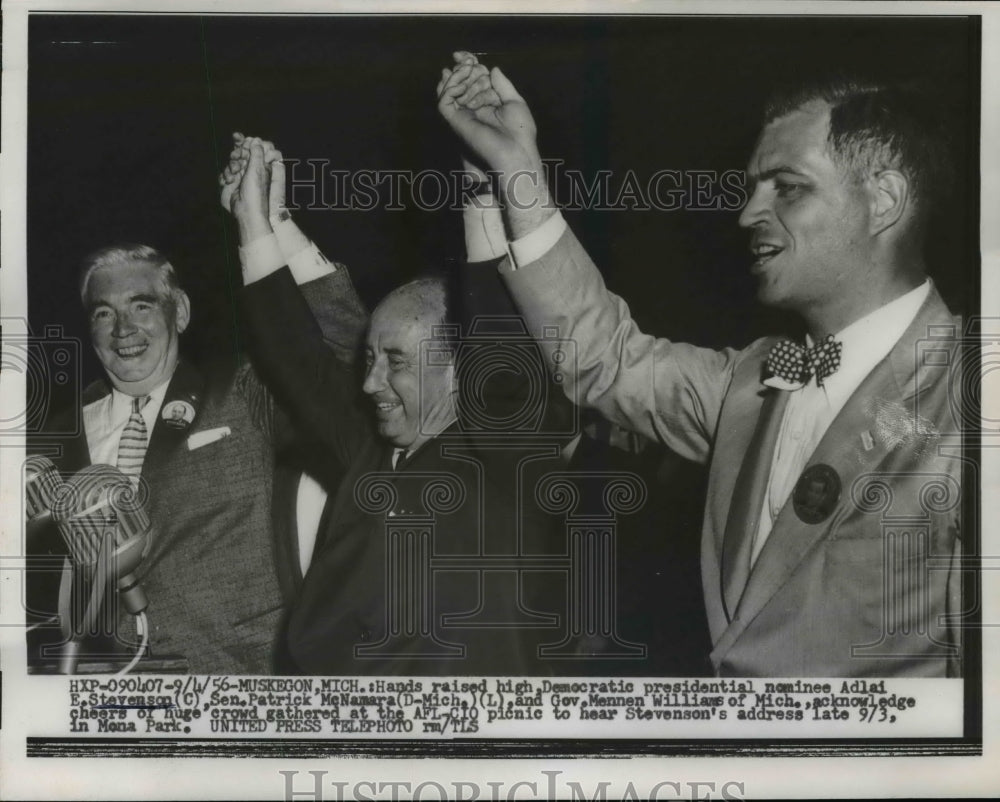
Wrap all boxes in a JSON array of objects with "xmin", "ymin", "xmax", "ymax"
[{"xmin": 503, "ymin": 227, "xmax": 963, "ymax": 677}]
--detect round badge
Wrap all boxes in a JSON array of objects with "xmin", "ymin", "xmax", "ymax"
[
  {"xmin": 792, "ymin": 463, "xmax": 841, "ymax": 524},
  {"xmin": 161, "ymin": 399, "xmax": 196, "ymax": 430}
]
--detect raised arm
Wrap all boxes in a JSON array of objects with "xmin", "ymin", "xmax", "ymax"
[
  {"xmin": 437, "ymin": 53, "xmax": 741, "ymax": 463},
  {"xmin": 221, "ymin": 133, "xmax": 368, "ymax": 365},
  {"xmin": 229, "ymin": 139, "xmax": 369, "ymax": 468},
  {"xmin": 437, "ymin": 51, "xmax": 554, "ymax": 240}
]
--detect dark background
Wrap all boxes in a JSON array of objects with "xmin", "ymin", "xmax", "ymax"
[
  {"xmin": 24, "ymin": 13, "xmax": 980, "ymax": 676},
  {"xmin": 28, "ymin": 14, "xmax": 978, "ymax": 398}
]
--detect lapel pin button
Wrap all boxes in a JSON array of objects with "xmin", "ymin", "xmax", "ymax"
[
  {"xmin": 792, "ymin": 463, "xmax": 841, "ymax": 524},
  {"xmin": 161, "ymin": 399, "xmax": 196, "ymax": 431}
]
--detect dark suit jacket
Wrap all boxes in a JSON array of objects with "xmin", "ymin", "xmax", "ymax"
[
  {"xmin": 26, "ymin": 269, "xmax": 366, "ymax": 674},
  {"xmin": 503, "ymin": 226, "xmax": 964, "ymax": 677},
  {"xmin": 244, "ymin": 268, "xmax": 565, "ymax": 675}
]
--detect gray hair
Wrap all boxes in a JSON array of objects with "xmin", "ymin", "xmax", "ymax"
[
  {"xmin": 79, "ymin": 243, "xmax": 182, "ymax": 305},
  {"xmin": 376, "ymin": 275, "xmax": 458, "ymax": 355}
]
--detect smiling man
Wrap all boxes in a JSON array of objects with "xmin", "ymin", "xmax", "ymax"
[
  {"xmin": 83, "ymin": 252, "xmax": 190, "ymax": 394},
  {"xmin": 79, "ymin": 248, "xmax": 192, "ymax": 468},
  {"xmin": 438, "ymin": 56, "xmax": 964, "ymax": 677},
  {"xmin": 362, "ymin": 278, "xmax": 457, "ymax": 457},
  {"xmin": 232, "ymin": 138, "xmax": 564, "ymax": 676},
  {"xmin": 26, "ymin": 216, "xmax": 366, "ymax": 673}
]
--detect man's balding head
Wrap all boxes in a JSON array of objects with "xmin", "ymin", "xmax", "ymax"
[{"xmin": 362, "ymin": 276, "xmax": 457, "ymax": 450}]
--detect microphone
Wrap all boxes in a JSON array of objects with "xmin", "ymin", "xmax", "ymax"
[
  {"xmin": 24, "ymin": 455, "xmax": 64, "ymax": 540},
  {"xmin": 51, "ymin": 464, "xmax": 152, "ymax": 616}
]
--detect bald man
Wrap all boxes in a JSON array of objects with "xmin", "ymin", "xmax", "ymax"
[{"xmin": 231, "ymin": 138, "xmax": 562, "ymax": 675}]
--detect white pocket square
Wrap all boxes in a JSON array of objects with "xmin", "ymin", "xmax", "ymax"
[{"xmin": 186, "ymin": 426, "xmax": 232, "ymax": 451}]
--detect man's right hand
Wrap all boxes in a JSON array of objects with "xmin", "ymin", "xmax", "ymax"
[
  {"xmin": 438, "ymin": 52, "xmax": 555, "ymax": 238},
  {"xmin": 437, "ymin": 51, "xmax": 539, "ymax": 178}
]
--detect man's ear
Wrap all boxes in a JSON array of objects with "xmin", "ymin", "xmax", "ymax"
[
  {"xmin": 869, "ymin": 169, "xmax": 909, "ymax": 236},
  {"xmin": 174, "ymin": 290, "xmax": 192, "ymax": 334}
]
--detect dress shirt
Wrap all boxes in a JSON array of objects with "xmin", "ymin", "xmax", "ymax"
[
  {"xmin": 463, "ymin": 195, "xmax": 507, "ymax": 262},
  {"xmin": 294, "ymin": 473, "xmax": 326, "ymax": 576},
  {"xmin": 240, "ymin": 212, "xmax": 343, "ymax": 575},
  {"xmin": 509, "ymin": 210, "xmax": 568, "ymax": 269},
  {"xmin": 506, "ymin": 212, "xmax": 932, "ymax": 563},
  {"xmin": 753, "ymin": 280, "xmax": 931, "ymax": 562},
  {"xmin": 82, "ymin": 377, "xmax": 171, "ymax": 467},
  {"xmin": 240, "ymin": 214, "xmax": 337, "ymax": 285}
]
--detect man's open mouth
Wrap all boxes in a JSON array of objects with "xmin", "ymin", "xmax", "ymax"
[
  {"xmin": 375, "ymin": 401, "xmax": 401, "ymax": 416},
  {"xmin": 115, "ymin": 344, "xmax": 148, "ymax": 358},
  {"xmin": 751, "ymin": 243, "xmax": 784, "ymax": 269}
]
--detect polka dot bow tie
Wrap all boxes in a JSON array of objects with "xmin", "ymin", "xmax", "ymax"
[{"xmin": 765, "ymin": 334, "xmax": 843, "ymax": 389}]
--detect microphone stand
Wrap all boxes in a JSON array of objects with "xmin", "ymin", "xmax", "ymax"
[{"xmin": 58, "ymin": 532, "xmax": 113, "ymax": 675}]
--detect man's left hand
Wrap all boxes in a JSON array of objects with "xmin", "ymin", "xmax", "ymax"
[
  {"xmin": 231, "ymin": 139, "xmax": 273, "ymax": 244},
  {"xmin": 220, "ymin": 133, "xmax": 286, "ymax": 217}
]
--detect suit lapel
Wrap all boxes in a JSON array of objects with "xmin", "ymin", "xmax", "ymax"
[
  {"xmin": 720, "ymin": 388, "xmax": 789, "ymax": 621},
  {"xmin": 142, "ymin": 361, "xmax": 207, "ymax": 478},
  {"xmin": 45, "ymin": 380, "xmax": 111, "ymax": 473},
  {"xmin": 731, "ymin": 361, "xmax": 901, "ymax": 628},
  {"xmin": 380, "ymin": 445, "xmax": 396, "ymax": 473},
  {"xmin": 388, "ymin": 422, "xmax": 464, "ymax": 476},
  {"xmin": 56, "ymin": 424, "xmax": 95, "ymax": 473},
  {"xmin": 726, "ymin": 286, "xmax": 955, "ymax": 633}
]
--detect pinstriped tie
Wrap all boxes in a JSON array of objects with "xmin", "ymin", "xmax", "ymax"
[{"xmin": 116, "ymin": 395, "xmax": 150, "ymax": 482}]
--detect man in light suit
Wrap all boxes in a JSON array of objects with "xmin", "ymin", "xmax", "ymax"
[
  {"xmin": 438, "ymin": 54, "xmax": 964, "ymax": 677},
  {"xmin": 26, "ymin": 145, "xmax": 366, "ymax": 674}
]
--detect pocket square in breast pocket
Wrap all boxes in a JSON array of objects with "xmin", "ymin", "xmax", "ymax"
[{"xmin": 186, "ymin": 426, "xmax": 232, "ymax": 451}]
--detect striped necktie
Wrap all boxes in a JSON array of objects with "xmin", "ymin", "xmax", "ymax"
[{"xmin": 116, "ymin": 395, "xmax": 151, "ymax": 481}]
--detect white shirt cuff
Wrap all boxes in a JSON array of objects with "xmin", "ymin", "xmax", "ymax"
[
  {"xmin": 508, "ymin": 211, "xmax": 567, "ymax": 269},
  {"xmin": 274, "ymin": 217, "xmax": 337, "ymax": 284},
  {"xmin": 463, "ymin": 198, "xmax": 507, "ymax": 262},
  {"xmin": 272, "ymin": 214, "xmax": 311, "ymax": 255},
  {"xmin": 240, "ymin": 219, "xmax": 337, "ymax": 286},
  {"xmin": 240, "ymin": 233, "xmax": 286, "ymax": 284}
]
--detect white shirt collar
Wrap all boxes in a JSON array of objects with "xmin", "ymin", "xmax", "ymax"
[
  {"xmin": 83, "ymin": 373, "xmax": 175, "ymax": 467},
  {"xmin": 817, "ymin": 280, "xmax": 930, "ymax": 409},
  {"xmin": 108, "ymin": 376, "xmax": 172, "ymax": 428}
]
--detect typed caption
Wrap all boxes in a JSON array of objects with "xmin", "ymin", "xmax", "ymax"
[{"xmin": 49, "ymin": 675, "xmax": 963, "ymax": 739}]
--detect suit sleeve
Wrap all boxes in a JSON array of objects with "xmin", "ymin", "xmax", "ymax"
[
  {"xmin": 456, "ymin": 255, "xmax": 577, "ymax": 440},
  {"xmin": 946, "ymin": 521, "xmax": 963, "ymax": 678},
  {"xmin": 242, "ymin": 266, "xmax": 369, "ymax": 470},
  {"xmin": 501, "ymin": 225, "xmax": 742, "ymax": 464},
  {"xmin": 244, "ymin": 266, "xmax": 368, "ymax": 456},
  {"xmin": 298, "ymin": 262, "xmax": 368, "ymax": 366}
]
